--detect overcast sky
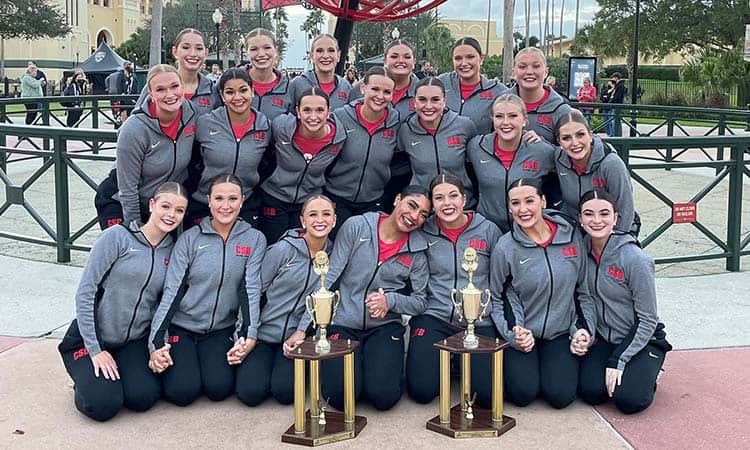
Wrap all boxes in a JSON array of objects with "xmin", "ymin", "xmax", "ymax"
[{"xmin": 280, "ymin": 0, "xmax": 598, "ymax": 68}]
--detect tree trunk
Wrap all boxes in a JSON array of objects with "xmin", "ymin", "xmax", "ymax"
[
  {"xmin": 525, "ymin": 0, "xmax": 531, "ymax": 48},
  {"xmin": 574, "ymin": 0, "xmax": 580, "ymax": 37},
  {"xmin": 149, "ymin": 0, "xmax": 163, "ymax": 66},
  {"xmin": 233, "ymin": 0, "xmax": 241, "ymax": 68},
  {"xmin": 503, "ymin": 0, "xmax": 515, "ymax": 82},
  {"xmin": 0, "ymin": 36, "xmax": 5, "ymax": 80},
  {"xmin": 559, "ymin": 0, "xmax": 564, "ymax": 57}
]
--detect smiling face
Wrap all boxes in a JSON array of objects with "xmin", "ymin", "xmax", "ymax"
[
  {"xmin": 172, "ymin": 32, "xmax": 207, "ymax": 72},
  {"xmin": 296, "ymin": 94, "xmax": 330, "ymax": 136},
  {"xmin": 492, "ymin": 100, "xmax": 527, "ymax": 145},
  {"xmin": 452, "ymin": 44, "xmax": 483, "ymax": 83},
  {"xmin": 246, "ymin": 34, "xmax": 277, "ymax": 71},
  {"xmin": 580, "ymin": 198, "xmax": 617, "ymax": 240},
  {"xmin": 362, "ymin": 74, "xmax": 394, "ymax": 115},
  {"xmin": 221, "ymin": 78, "xmax": 253, "ymax": 117},
  {"xmin": 558, "ymin": 120, "xmax": 594, "ymax": 166},
  {"xmin": 148, "ymin": 72, "xmax": 184, "ymax": 117},
  {"xmin": 431, "ymin": 182, "xmax": 466, "ymax": 225},
  {"xmin": 508, "ymin": 185, "xmax": 546, "ymax": 230},
  {"xmin": 148, "ymin": 192, "xmax": 188, "ymax": 233},
  {"xmin": 300, "ymin": 198, "xmax": 336, "ymax": 239},
  {"xmin": 414, "ymin": 85, "xmax": 445, "ymax": 127},
  {"xmin": 513, "ymin": 51, "xmax": 547, "ymax": 92},
  {"xmin": 392, "ymin": 194, "xmax": 431, "ymax": 233},
  {"xmin": 208, "ymin": 182, "xmax": 243, "ymax": 226},
  {"xmin": 385, "ymin": 44, "xmax": 415, "ymax": 79},
  {"xmin": 311, "ymin": 36, "xmax": 340, "ymax": 75}
]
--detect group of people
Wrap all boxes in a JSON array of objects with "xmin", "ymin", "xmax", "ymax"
[{"xmin": 60, "ymin": 26, "xmax": 671, "ymax": 423}]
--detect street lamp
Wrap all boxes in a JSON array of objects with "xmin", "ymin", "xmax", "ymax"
[
  {"xmin": 212, "ymin": 8, "xmax": 223, "ymax": 68},
  {"xmin": 391, "ymin": 27, "xmax": 400, "ymax": 40}
]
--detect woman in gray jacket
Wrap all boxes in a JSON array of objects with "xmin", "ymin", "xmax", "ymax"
[
  {"xmin": 577, "ymin": 189, "xmax": 671, "ymax": 414},
  {"xmin": 59, "ymin": 182, "xmax": 188, "ymax": 421}
]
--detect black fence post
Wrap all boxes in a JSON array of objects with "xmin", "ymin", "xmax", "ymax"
[{"xmin": 726, "ymin": 144, "xmax": 743, "ymax": 271}]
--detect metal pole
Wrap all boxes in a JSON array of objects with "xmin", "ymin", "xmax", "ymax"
[
  {"xmin": 216, "ymin": 23, "xmax": 220, "ymax": 68},
  {"xmin": 629, "ymin": 0, "xmax": 640, "ymax": 137},
  {"xmin": 486, "ymin": 0, "xmax": 492, "ymax": 55}
]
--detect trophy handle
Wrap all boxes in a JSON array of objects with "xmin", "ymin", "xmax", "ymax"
[
  {"xmin": 332, "ymin": 290, "xmax": 341, "ymax": 319},
  {"xmin": 450, "ymin": 289, "xmax": 464, "ymax": 322},
  {"xmin": 305, "ymin": 294, "xmax": 317, "ymax": 328},
  {"xmin": 478, "ymin": 289, "xmax": 491, "ymax": 321}
]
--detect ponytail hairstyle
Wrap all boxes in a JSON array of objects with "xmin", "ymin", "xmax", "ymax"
[
  {"xmin": 362, "ymin": 66, "xmax": 391, "ymax": 85},
  {"xmin": 414, "ymin": 76, "xmax": 445, "ymax": 97},
  {"xmin": 218, "ymin": 68, "xmax": 253, "ymax": 92},
  {"xmin": 146, "ymin": 64, "xmax": 181, "ymax": 91},
  {"xmin": 555, "ymin": 108, "xmax": 592, "ymax": 138},
  {"xmin": 453, "ymin": 37, "xmax": 483, "ymax": 56},
  {"xmin": 429, "ymin": 172, "xmax": 466, "ymax": 198},
  {"xmin": 152, "ymin": 181, "xmax": 188, "ymax": 201},
  {"xmin": 208, "ymin": 173, "xmax": 244, "ymax": 196},
  {"xmin": 297, "ymin": 87, "xmax": 331, "ymax": 108},
  {"xmin": 506, "ymin": 177, "xmax": 544, "ymax": 199},
  {"xmin": 578, "ymin": 188, "xmax": 618, "ymax": 213},
  {"xmin": 245, "ymin": 28, "xmax": 278, "ymax": 51}
]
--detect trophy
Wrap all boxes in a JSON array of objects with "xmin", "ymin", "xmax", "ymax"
[
  {"xmin": 450, "ymin": 247, "xmax": 491, "ymax": 349},
  {"xmin": 305, "ymin": 251, "xmax": 340, "ymax": 354}
]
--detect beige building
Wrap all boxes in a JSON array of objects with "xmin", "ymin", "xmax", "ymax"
[
  {"xmin": 543, "ymin": 37, "xmax": 687, "ymax": 67},
  {"xmin": 441, "ymin": 19, "xmax": 503, "ymax": 57},
  {"xmin": 3, "ymin": 0, "xmax": 150, "ymax": 82}
]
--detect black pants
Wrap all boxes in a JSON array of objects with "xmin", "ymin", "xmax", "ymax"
[
  {"xmin": 578, "ymin": 338, "xmax": 666, "ymax": 414},
  {"xmin": 161, "ymin": 326, "xmax": 235, "ymax": 406},
  {"xmin": 58, "ymin": 322, "xmax": 160, "ymax": 422},
  {"xmin": 257, "ymin": 189, "xmax": 304, "ymax": 244},
  {"xmin": 320, "ymin": 322, "xmax": 405, "ymax": 411},
  {"xmin": 24, "ymin": 102, "xmax": 38, "ymax": 125},
  {"xmin": 66, "ymin": 107, "xmax": 83, "ymax": 127},
  {"xmin": 186, "ymin": 191, "xmax": 261, "ymax": 230},
  {"xmin": 94, "ymin": 169, "xmax": 150, "ymax": 229},
  {"xmin": 323, "ymin": 190, "xmax": 382, "ymax": 240},
  {"xmin": 504, "ymin": 333, "xmax": 580, "ymax": 408},
  {"xmin": 381, "ymin": 151, "xmax": 411, "ymax": 214},
  {"xmin": 405, "ymin": 314, "xmax": 497, "ymax": 408},
  {"xmin": 235, "ymin": 341, "xmax": 295, "ymax": 406}
]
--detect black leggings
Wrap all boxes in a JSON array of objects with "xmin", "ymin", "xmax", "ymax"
[
  {"xmin": 24, "ymin": 102, "xmax": 38, "ymax": 125},
  {"xmin": 94, "ymin": 169, "xmax": 149, "ymax": 229},
  {"xmin": 504, "ymin": 333, "xmax": 580, "ymax": 409},
  {"xmin": 578, "ymin": 338, "xmax": 666, "ymax": 414},
  {"xmin": 320, "ymin": 322, "xmax": 405, "ymax": 411},
  {"xmin": 59, "ymin": 333, "xmax": 160, "ymax": 422},
  {"xmin": 405, "ymin": 314, "xmax": 497, "ymax": 408},
  {"xmin": 235, "ymin": 341, "xmax": 295, "ymax": 406},
  {"xmin": 160, "ymin": 326, "xmax": 235, "ymax": 406},
  {"xmin": 66, "ymin": 107, "xmax": 83, "ymax": 127}
]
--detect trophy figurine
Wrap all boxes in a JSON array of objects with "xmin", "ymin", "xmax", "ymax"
[
  {"xmin": 305, "ymin": 251, "xmax": 341, "ymax": 354},
  {"xmin": 450, "ymin": 247, "xmax": 491, "ymax": 349}
]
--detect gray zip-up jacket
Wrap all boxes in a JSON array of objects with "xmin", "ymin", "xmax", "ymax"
[
  {"xmin": 136, "ymin": 72, "xmax": 221, "ymax": 116},
  {"xmin": 467, "ymin": 133, "xmax": 555, "ymax": 233},
  {"xmin": 114, "ymin": 98, "xmax": 197, "ymax": 225},
  {"xmin": 348, "ymin": 74, "xmax": 420, "ymax": 123},
  {"xmin": 257, "ymin": 229, "xmax": 333, "ymax": 343},
  {"xmin": 490, "ymin": 212, "xmax": 595, "ymax": 348},
  {"xmin": 584, "ymin": 233, "xmax": 669, "ymax": 370},
  {"xmin": 418, "ymin": 213, "xmax": 502, "ymax": 325},
  {"xmin": 149, "ymin": 217, "xmax": 266, "ymax": 351},
  {"xmin": 261, "ymin": 113, "xmax": 347, "ymax": 204},
  {"xmin": 289, "ymin": 70, "xmax": 352, "ymax": 111},
  {"xmin": 193, "ymin": 106, "xmax": 272, "ymax": 204},
  {"xmin": 555, "ymin": 136, "xmax": 636, "ymax": 233},
  {"xmin": 438, "ymin": 72, "xmax": 507, "ymax": 135},
  {"xmin": 326, "ymin": 102, "xmax": 401, "ymax": 203},
  {"xmin": 399, "ymin": 109, "xmax": 478, "ymax": 202},
  {"xmin": 250, "ymin": 70, "xmax": 294, "ymax": 122},
  {"xmin": 504, "ymin": 85, "xmax": 572, "ymax": 144},
  {"xmin": 76, "ymin": 222, "xmax": 174, "ymax": 356},
  {"xmin": 320, "ymin": 212, "xmax": 429, "ymax": 331}
]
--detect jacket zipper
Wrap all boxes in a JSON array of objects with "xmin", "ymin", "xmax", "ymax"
[
  {"xmin": 124, "ymin": 246, "xmax": 156, "ymax": 341},
  {"xmin": 280, "ymin": 258, "xmax": 313, "ymax": 340},
  {"xmin": 448, "ymin": 239, "xmax": 458, "ymax": 323},
  {"xmin": 540, "ymin": 247, "xmax": 554, "ymax": 339},
  {"xmin": 432, "ymin": 134, "xmax": 441, "ymax": 175},
  {"xmin": 593, "ymin": 244, "xmax": 612, "ymax": 342},
  {"xmin": 352, "ymin": 136, "xmax": 374, "ymax": 203},
  {"xmin": 208, "ymin": 237, "xmax": 227, "ymax": 332},
  {"xmin": 166, "ymin": 140, "xmax": 177, "ymax": 180}
]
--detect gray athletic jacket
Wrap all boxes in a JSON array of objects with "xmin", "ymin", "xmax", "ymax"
[
  {"xmin": 149, "ymin": 217, "xmax": 267, "ymax": 351},
  {"xmin": 348, "ymin": 74, "xmax": 420, "ymax": 122},
  {"xmin": 326, "ymin": 102, "xmax": 401, "ymax": 203},
  {"xmin": 490, "ymin": 212, "xmax": 595, "ymax": 348},
  {"xmin": 76, "ymin": 222, "xmax": 174, "ymax": 356},
  {"xmin": 554, "ymin": 136, "xmax": 636, "ymax": 233},
  {"xmin": 584, "ymin": 233, "xmax": 669, "ymax": 370},
  {"xmin": 114, "ymin": 98, "xmax": 197, "ymax": 225},
  {"xmin": 136, "ymin": 72, "xmax": 221, "ymax": 117},
  {"xmin": 418, "ymin": 213, "xmax": 502, "ymax": 325},
  {"xmin": 289, "ymin": 70, "xmax": 352, "ymax": 111},
  {"xmin": 467, "ymin": 132, "xmax": 555, "ymax": 233},
  {"xmin": 257, "ymin": 229, "xmax": 332, "ymax": 343},
  {"xmin": 193, "ymin": 106, "xmax": 272, "ymax": 204},
  {"xmin": 438, "ymin": 72, "xmax": 507, "ymax": 135},
  {"xmin": 399, "ymin": 109, "xmax": 478, "ymax": 203},
  {"xmin": 251, "ymin": 70, "xmax": 294, "ymax": 122},
  {"xmin": 320, "ymin": 212, "xmax": 429, "ymax": 331},
  {"xmin": 504, "ymin": 85, "xmax": 572, "ymax": 144},
  {"xmin": 260, "ymin": 113, "xmax": 347, "ymax": 204}
]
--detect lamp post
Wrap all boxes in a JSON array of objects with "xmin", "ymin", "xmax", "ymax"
[
  {"xmin": 391, "ymin": 27, "xmax": 400, "ymax": 40},
  {"xmin": 629, "ymin": 0, "xmax": 641, "ymax": 137},
  {"xmin": 212, "ymin": 8, "xmax": 223, "ymax": 68}
]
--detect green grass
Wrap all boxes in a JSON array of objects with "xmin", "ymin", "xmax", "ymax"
[{"xmin": 2, "ymin": 102, "xmax": 67, "ymax": 117}]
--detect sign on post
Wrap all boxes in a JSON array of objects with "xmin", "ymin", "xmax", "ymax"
[
  {"xmin": 672, "ymin": 203, "xmax": 697, "ymax": 224},
  {"xmin": 567, "ymin": 57, "xmax": 597, "ymax": 101}
]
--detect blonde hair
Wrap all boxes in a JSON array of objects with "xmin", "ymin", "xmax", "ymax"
[
  {"xmin": 311, "ymin": 33, "xmax": 340, "ymax": 51},
  {"xmin": 514, "ymin": 47, "xmax": 547, "ymax": 66},
  {"xmin": 245, "ymin": 28, "xmax": 278, "ymax": 50},
  {"xmin": 173, "ymin": 28, "xmax": 205, "ymax": 48},
  {"xmin": 146, "ymin": 64, "xmax": 181, "ymax": 91},
  {"xmin": 492, "ymin": 93, "xmax": 527, "ymax": 118}
]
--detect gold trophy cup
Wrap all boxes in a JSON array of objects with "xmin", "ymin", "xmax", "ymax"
[
  {"xmin": 450, "ymin": 247, "xmax": 491, "ymax": 349},
  {"xmin": 305, "ymin": 251, "xmax": 340, "ymax": 354}
]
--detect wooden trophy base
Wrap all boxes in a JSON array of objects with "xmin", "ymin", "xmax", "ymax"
[
  {"xmin": 426, "ymin": 404, "xmax": 516, "ymax": 439},
  {"xmin": 282, "ymin": 410, "xmax": 367, "ymax": 446}
]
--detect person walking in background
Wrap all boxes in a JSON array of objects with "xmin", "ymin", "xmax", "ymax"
[
  {"xmin": 63, "ymin": 68, "xmax": 88, "ymax": 127},
  {"xmin": 119, "ymin": 61, "xmax": 138, "ymax": 123},
  {"xmin": 605, "ymin": 72, "xmax": 626, "ymax": 135},
  {"xmin": 576, "ymin": 77, "xmax": 597, "ymax": 122},
  {"xmin": 21, "ymin": 65, "xmax": 43, "ymax": 125},
  {"xmin": 206, "ymin": 64, "xmax": 222, "ymax": 83},
  {"xmin": 27, "ymin": 60, "xmax": 47, "ymax": 95}
]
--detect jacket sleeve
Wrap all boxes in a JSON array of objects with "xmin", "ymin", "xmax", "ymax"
[
  {"xmin": 324, "ymin": 217, "xmax": 357, "ymax": 290},
  {"xmin": 607, "ymin": 253, "xmax": 658, "ymax": 371},
  {"xmin": 572, "ymin": 236, "xmax": 597, "ymax": 340},
  {"xmin": 75, "ymin": 230, "xmax": 122, "ymax": 356},
  {"xmin": 244, "ymin": 233, "xmax": 268, "ymax": 340},
  {"xmin": 384, "ymin": 252, "xmax": 429, "ymax": 315},
  {"xmin": 115, "ymin": 122, "xmax": 148, "ymax": 225},
  {"xmin": 489, "ymin": 239, "xmax": 523, "ymax": 347},
  {"xmin": 148, "ymin": 232, "xmax": 193, "ymax": 352},
  {"xmin": 260, "ymin": 241, "xmax": 287, "ymax": 292},
  {"xmin": 602, "ymin": 152, "xmax": 636, "ymax": 234}
]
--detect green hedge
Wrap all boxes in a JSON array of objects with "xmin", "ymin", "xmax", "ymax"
[{"xmin": 602, "ymin": 65, "xmax": 681, "ymax": 81}]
